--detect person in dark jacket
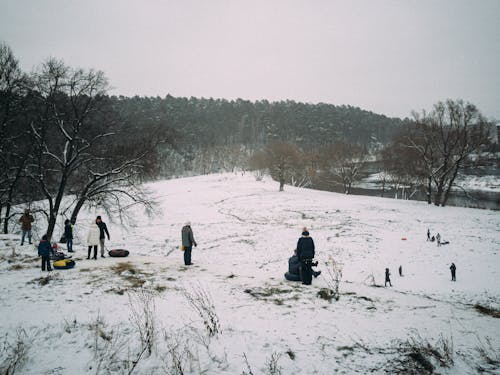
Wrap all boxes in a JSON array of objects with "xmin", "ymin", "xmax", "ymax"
[
  {"xmin": 19, "ymin": 208, "xmax": 34, "ymax": 245},
  {"xmin": 38, "ymin": 234, "xmax": 52, "ymax": 271},
  {"xmin": 385, "ymin": 268, "xmax": 392, "ymax": 287},
  {"xmin": 450, "ymin": 263, "xmax": 456, "ymax": 281},
  {"xmin": 64, "ymin": 219, "xmax": 74, "ymax": 252},
  {"xmin": 285, "ymin": 249, "xmax": 320, "ymax": 281},
  {"xmin": 398, "ymin": 265, "xmax": 403, "ymax": 277},
  {"xmin": 96, "ymin": 216, "xmax": 110, "ymax": 258},
  {"xmin": 181, "ymin": 221, "xmax": 197, "ymax": 265},
  {"xmin": 297, "ymin": 228, "xmax": 315, "ymax": 285}
]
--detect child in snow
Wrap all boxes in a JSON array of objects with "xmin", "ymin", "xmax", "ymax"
[
  {"xmin": 38, "ymin": 235, "xmax": 52, "ymax": 272},
  {"xmin": 450, "ymin": 263, "xmax": 456, "ymax": 281},
  {"xmin": 385, "ymin": 268, "xmax": 392, "ymax": 287}
]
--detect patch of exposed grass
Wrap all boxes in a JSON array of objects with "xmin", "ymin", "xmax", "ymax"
[
  {"xmin": 79, "ymin": 268, "xmax": 92, "ymax": 272},
  {"xmin": 111, "ymin": 262, "xmax": 136, "ymax": 275},
  {"xmin": 27, "ymin": 274, "xmax": 58, "ymax": 286},
  {"xmin": 317, "ymin": 288, "xmax": 335, "ymax": 301},
  {"xmin": 155, "ymin": 285, "xmax": 167, "ymax": 293},
  {"xmin": 8, "ymin": 264, "xmax": 27, "ymax": 271},
  {"xmin": 226, "ymin": 274, "xmax": 236, "ymax": 279},
  {"xmin": 474, "ymin": 304, "xmax": 500, "ymax": 318},
  {"xmin": 123, "ymin": 275, "xmax": 146, "ymax": 288}
]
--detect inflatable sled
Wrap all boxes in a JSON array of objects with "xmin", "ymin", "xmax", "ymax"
[
  {"xmin": 53, "ymin": 259, "xmax": 76, "ymax": 269},
  {"xmin": 284, "ymin": 272, "xmax": 301, "ymax": 282},
  {"xmin": 108, "ymin": 249, "xmax": 130, "ymax": 258}
]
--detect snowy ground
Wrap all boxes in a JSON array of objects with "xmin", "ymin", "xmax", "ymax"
[{"xmin": 1, "ymin": 173, "xmax": 499, "ymax": 374}]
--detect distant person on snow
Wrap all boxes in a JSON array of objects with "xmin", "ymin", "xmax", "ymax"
[
  {"xmin": 64, "ymin": 219, "xmax": 74, "ymax": 253},
  {"xmin": 427, "ymin": 228, "xmax": 431, "ymax": 241},
  {"xmin": 285, "ymin": 249, "xmax": 320, "ymax": 281},
  {"xmin": 398, "ymin": 265, "xmax": 403, "ymax": 277},
  {"xmin": 19, "ymin": 208, "xmax": 34, "ymax": 245},
  {"xmin": 182, "ymin": 221, "xmax": 197, "ymax": 266},
  {"xmin": 385, "ymin": 268, "xmax": 392, "ymax": 287},
  {"xmin": 96, "ymin": 216, "xmax": 110, "ymax": 258},
  {"xmin": 38, "ymin": 234, "xmax": 52, "ymax": 272},
  {"xmin": 436, "ymin": 233, "xmax": 441, "ymax": 247},
  {"xmin": 87, "ymin": 221, "xmax": 100, "ymax": 260},
  {"xmin": 449, "ymin": 263, "xmax": 456, "ymax": 281},
  {"xmin": 297, "ymin": 227, "xmax": 315, "ymax": 285}
]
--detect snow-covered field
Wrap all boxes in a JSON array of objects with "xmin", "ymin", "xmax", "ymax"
[{"xmin": 1, "ymin": 173, "xmax": 499, "ymax": 374}]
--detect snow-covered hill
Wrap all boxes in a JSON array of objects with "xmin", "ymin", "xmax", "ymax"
[{"xmin": 1, "ymin": 173, "xmax": 499, "ymax": 374}]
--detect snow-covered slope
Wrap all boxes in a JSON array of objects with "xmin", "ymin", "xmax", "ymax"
[{"xmin": 1, "ymin": 173, "xmax": 499, "ymax": 374}]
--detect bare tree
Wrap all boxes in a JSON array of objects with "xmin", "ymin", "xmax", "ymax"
[
  {"xmin": 318, "ymin": 142, "xmax": 368, "ymax": 194},
  {"xmin": 0, "ymin": 42, "xmax": 30, "ymax": 233},
  {"xmin": 26, "ymin": 58, "xmax": 111, "ymax": 239},
  {"xmin": 249, "ymin": 142, "xmax": 309, "ymax": 191},
  {"xmin": 405, "ymin": 100, "xmax": 491, "ymax": 206}
]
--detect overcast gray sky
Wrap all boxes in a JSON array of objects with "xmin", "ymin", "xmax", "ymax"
[{"xmin": 1, "ymin": 0, "xmax": 499, "ymax": 119}]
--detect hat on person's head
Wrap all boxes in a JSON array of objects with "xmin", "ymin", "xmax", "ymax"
[
  {"xmin": 302, "ymin": 230, "xmax": 309, "ymax": 236},
  {"xmin": 96, "ymin": 215, "xmax": 102, "ymax": 220}
]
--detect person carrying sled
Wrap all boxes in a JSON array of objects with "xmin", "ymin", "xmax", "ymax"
[
  {"xmin": 297, "ymin": 227, "xmax": 315, "ymax": 285},
  {"xmin": 449, "ymin": 263, "xmax": 456, "ymax": 281},
  {"xmin": 64, "ymin": 219, "xmax": 74, "ymax": 253},
  {"xmin": 181, "ymin": 221, "xmax": 197, "ymax": 266},
  {"xmin": 38, "ymin": 234, "xmax": 52, "ymax": 272},
  {"xmin": 19, "ymin": 208, "xmax": 34, "ymax": 245},
  {"xmin": 87, "ymin": 221, "xmax": 100, "ymax": 260},
  {"xmin": 96, "ymin": 216, "xmax": 110, "ymax": 258},
  {"xmin": 385, "ymin": 268, "xmax": 392, "ymax": 287}
]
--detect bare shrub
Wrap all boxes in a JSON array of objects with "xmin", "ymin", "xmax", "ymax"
[
  {"xmin": 0, "ymin": 328, "xmax": 30, "ymax": 375},
  {"xmin": 182, "ymin": 285, "xmax": 221, "ymax": 337},
  {"xmin": 385, "ymin": 330, "xmax": 454, "ymax": 374},
  {"xmin": 128, "ymin": 289, "xmax": 157, "ymax": 358},
  {"xmin": 322, "ymin": 256, "xmax": 343, "ymax": 301},
  {"xmin": 242, "ymin": 352, "xmax": 255, "ymax": 375},
  {"xmin": 475, "ymin": 336, "xmax": 500, "ymax": 373},
  {"xmin": 265, "ymin": 352, "xmax": 282, "ymax": 375},
  {"xmin": 87, "ymin": 314, "xmax": 127, "ymax": 375},
  {"xmin": 161, "ymin": 330, "xmax": 198, "ymax": 375}
]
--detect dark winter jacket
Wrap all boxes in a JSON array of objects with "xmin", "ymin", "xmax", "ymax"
[
  {"xmin": 450, "ymin": 264, "xmax": 456, "ymax": 272},
  {"xmin": 385, "ymin": 270, "xmax": 391, "ymax": 281},
  {"xmin": 19, "ymin": 214, "xmax": 34, "ymax": 231},
  {"xmin": 64, "ymin": 223, "xmax": 73, "ymax": 239},
  {"xmin": 182, "ymin": 225, "xmax": 197, "ymax": 247},
  {"xmin": 97, "ymin": 221, "xmax": 110, "ymax": 240},
  {"xmin": 38, "ymin": 240, "xmax": 51, "ymax": 257},
  {"xmin": 288, "ymin": 255, "xmax": 300, "ymax": 275},
  {"xmin": 297, "ymin": 236, "xmax": 315, "ymax": 260}
]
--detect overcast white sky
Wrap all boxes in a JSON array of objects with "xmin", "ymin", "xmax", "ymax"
[{"xmin": 1, "ymin": 0, "xmax": 499, "ymax": 119}]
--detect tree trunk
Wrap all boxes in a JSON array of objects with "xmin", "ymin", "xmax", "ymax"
[
  {"xmin": 46, "ymin": 173, "xmax": 68, "ymax": 240},
  {"xmin": 442, "ymin": 163, "xmax": 461, "ymax": 207},
  {"xmin": 426, "ymin": 177, "xmax": 432, "ymax": 204},
  {"xmin": 2, "ymin": 203, "xmax": 11, "ymax": 234}
]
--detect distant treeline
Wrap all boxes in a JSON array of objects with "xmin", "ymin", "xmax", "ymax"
[{"xmin": 112, "ymin": 94, "xmax": 406, "ymax": 151}]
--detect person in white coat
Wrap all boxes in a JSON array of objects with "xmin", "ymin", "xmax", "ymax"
[{"xmin": 87, "ymin": 221, "xmax": 100, "ymax": 259}]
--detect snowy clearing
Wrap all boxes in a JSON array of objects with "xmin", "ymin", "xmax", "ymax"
[{"xmin": 1, "ymin": 173, "xmax": 499, "ymax": 374}]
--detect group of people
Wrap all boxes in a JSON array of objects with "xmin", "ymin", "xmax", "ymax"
[
  {"xmin": 23, "ymin": 210, "xmax": 111, "ymax": 271},
  {"xmin": 284, "ymin": 228, "xmax": 321, "ymax": 285}
]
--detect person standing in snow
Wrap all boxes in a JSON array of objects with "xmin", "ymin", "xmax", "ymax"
[
  {"xmin": 385, "ymin": 268, "xmax": 392, "ymax": 287},
  {"xmin": 285, "ymin": 249, "xmax": 320, "ymax": 281},
  {"xmin": 64, "ymin": 219, "xmax": 74, "ymax": 253},
  {"xmin": 297, "ymin": 227, "xmax": 315, "ymax": 285},
  {"xmin": 449, "ymin": 263, "xmax": 456, "ymax": 281},
  {"xmin": 96, "ymin": 216, "xmax": 110, "ymax": 258},
  {"xmin": 436, "ymin": 233, "xmax": 441, "ymax": 247},
  {"xmin": 87, "ymin": 221, "xmax": 100, "ymax": 259},
  {"xmin": 38, "ymin": 234, "xmax": 52, "ymax": 271},
  {"xmin": 181, "ymin": 221, "xmax": 197, "ymax": 265},
  {"xmin": 19, "ymin": 208, "xmax": 34, "ymax": 245},
  {"xmin": 398, "ymin": 265, "xmax": 403, "ymax": 277},
  {"xmin": 427, "ymin": 228, "xmax": 431, "ymax": 241}
]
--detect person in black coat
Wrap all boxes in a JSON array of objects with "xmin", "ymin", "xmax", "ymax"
[
  {"xmin": 96, "ymin": 216, "xmax": 110, "ymax": 258},
  {"xmin": 297, "ymin": 228, "xmax": 315, "ymax": 285},
  {"xmin": 38, "ymin": 234, "xmax": 52, "ymax": 272},
  {"xmin": 385, "ymin": 268, "xmax": 392, "ymax": 287},
  {"xmin": 64, "ymin": 219, "xmax": 74, "ymax": 252},
  {"xmin": 450, "ymin": 263, "xmax": 456, "ymax": 281}
]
